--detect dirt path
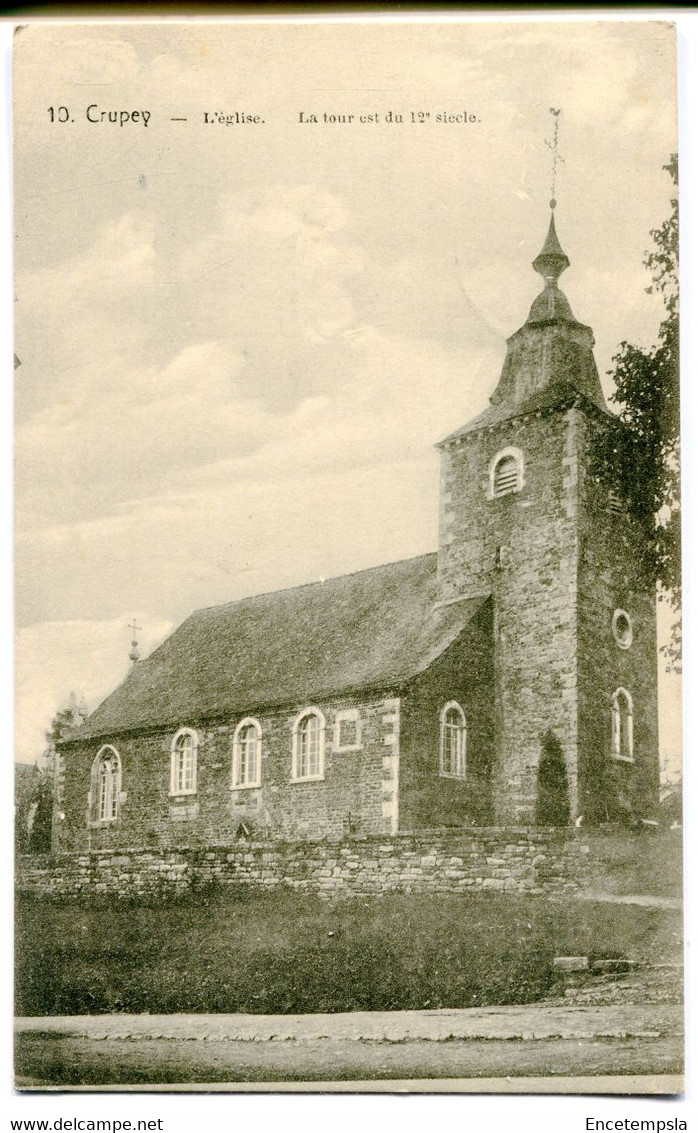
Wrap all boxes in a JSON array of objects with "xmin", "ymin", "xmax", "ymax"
[
  {"xmin": 15, "ymin": 1003, "xmax": 683, "ymax": 1090},
  {"xmin": 15, "ymin": 1032, "xmax": 684, "ymax": 1089},
  {"xmin": 15, "ymin": 1002, "xmax": 683, "ymax": 1043}
]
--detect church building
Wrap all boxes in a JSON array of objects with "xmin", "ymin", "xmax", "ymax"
[{"xmin": 55, "ymin": 207, "xmax": 660, "ymax": 852}]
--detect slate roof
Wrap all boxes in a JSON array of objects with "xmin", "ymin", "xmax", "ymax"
[
  {"xmin": 438, "ymin": 380, "xmax": 613, "ymax": 445},
  {"xmin": 65, "ymin": 554, "xmax": 489, "ymax": 743},
  {"xmin": 527, "ymin": 284, "xmax": 576, "ymax": 324}
]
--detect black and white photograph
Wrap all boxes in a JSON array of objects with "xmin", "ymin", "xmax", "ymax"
[{"xmin": 11, "ymin": 16, "xmax": 683, "ymax": 1096}]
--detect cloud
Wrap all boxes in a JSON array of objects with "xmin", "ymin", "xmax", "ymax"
[
  {"xmin": 15, "ymin": 615, "xmax": 173, "ymax": 764},
  {"xmin": 13, "ymin": 21, "xmax": 679, "ymax": 778},
  {"xmin": 28, "ymin": 212, "xmax": 156, "ymax": 304},
  {"xmin": 15, "ymin": 313, "xmax": 500, "ymax": 633},
  {"xmin": 16, "ymin": 179, "xmax": 503, "ymax": 538}
]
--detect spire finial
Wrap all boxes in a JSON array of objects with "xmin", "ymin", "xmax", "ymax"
[
  {"xmin": 532, "ymin": 212, "xmax": 570, "ymax": 287},
  {"xmin": 128, "ymin": 618, "xmax": 141, "ymax": 663},
  {"xmin": 532, "ymin": 110, "xmax": 570, "ymax": 289},
  {"xmin": 545, "ymin": 107, "xmax": 563, "ymax": 211}
]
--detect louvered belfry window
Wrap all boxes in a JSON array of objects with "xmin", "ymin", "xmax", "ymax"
[
  {"xmin": 493, "ymin": 453, "xmax": 520, "ymax": 497},
  {"xmin": 608, "ymin": 490, "xmax": 624, "ymax": 515}
]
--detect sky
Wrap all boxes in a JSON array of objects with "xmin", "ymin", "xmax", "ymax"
[{"xmin": 12, "ymin": 19, "xmax": 681, "ymax": 772}]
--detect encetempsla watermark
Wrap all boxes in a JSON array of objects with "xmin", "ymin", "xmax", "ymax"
[{"xmin": 586, "ymin": 1123, "xmax": 686, "ymax": 1131}]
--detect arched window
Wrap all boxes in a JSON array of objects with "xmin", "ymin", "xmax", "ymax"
[
  {"xmin": 170, "ymin": 728, "xmax": 198, "ymax": 795},
  {"xmin": 489, "ymin": 447, "xmax": 524, "ymax": 499},
  {"xmin": 611, "ymin": 689, "xmax": 634, "ymax": 762},
  {"xmin": 439, "ymin": 701, "xmax": 467, "ymax": 779},
  {"xmin": 292, "ymin": 708, "xmax": 326, "ymax": 782},
  {"xmin": 91, "ymin": 745, "xmax": 121, "ymax": 823},
  {"xmin": 233, "ymin": 718, "xmax": 262, "ymax": 788}
]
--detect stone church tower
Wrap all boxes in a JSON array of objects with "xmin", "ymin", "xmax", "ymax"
[{"xmin": 437, "ymin": 209, "xmax": 660, "ymax": 826}]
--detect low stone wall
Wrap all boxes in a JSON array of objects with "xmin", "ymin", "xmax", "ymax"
[{"xmin": 17, "ymin": 827, "xmax": 601, "ymax": 899}]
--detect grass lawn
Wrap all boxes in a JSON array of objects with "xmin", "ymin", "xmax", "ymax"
[
  {"xmin": 15, "ymin": 887, "xmax": 682, "ymax": 1017},
  {"xmin": 584, "ymin": 829, "xmax": 683, "ymax": 898}
]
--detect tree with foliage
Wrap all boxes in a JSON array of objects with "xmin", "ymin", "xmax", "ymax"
[
  {"xmin": 536, "ymin": 730, "xmax": 571, "ymax": 826},
  {"xmin": 43, "ymin": 691, "xmax": 88, "ymax": 757},
  {"xmin": 14, "ymin": 768, "xmax": 54, "ymax": 854},
  {"xmin": 15, "ymin": 693, "xmax": 89, "ymax": 855},
  {"xmin": 15, "ymin": 765, "xmax": 48, "ymax": 853},
  {"xmin": 592, "ymin": 156, "xmax": 680, "ymax": 664}
]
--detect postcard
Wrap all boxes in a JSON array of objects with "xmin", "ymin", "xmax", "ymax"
[{"xmin": 12, "ymin": 17, "xmax": 682, "ymax": 1096}]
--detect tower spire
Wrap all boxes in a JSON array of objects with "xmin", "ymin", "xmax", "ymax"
[
  {"xmin": 532, "ymin": 212, "xmax": 570, "ymax": 287},
  {"xmin": 525, "ymin": 108, "xmax": 576, "ymax": 321},
  {"xmin": 485, "ymin": 109, "xmax": 606, "ymax": 412},
  {"xmin": 532, "ymin": 108, "xmax": 570, "ymax": 287}
]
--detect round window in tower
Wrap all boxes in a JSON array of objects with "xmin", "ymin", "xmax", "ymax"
[{"xmin": 612, "ymin": 609, "xmax": 633, "ymax": 650}]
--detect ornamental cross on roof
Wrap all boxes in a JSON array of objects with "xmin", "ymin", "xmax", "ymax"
[{"xmin": 128, "ymin": 618, "xmax": 142, "ymax": 664}]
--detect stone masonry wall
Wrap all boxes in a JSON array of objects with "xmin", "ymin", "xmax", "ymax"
[
  {"xmin": 19, "ymin": 828, "xmax": 599, "ymax": 900},
  {"xmin": 575, "ymin": 412, "xmax": 660, "ymax": 823},
  {"xmin": 399, "ymin": 601, "xmax": 495, "ymax": 830},
  {"xmin": 438, "ymin": 408, "xmax": 580, "ymax": 825},
  {"xmin": 56, "ymin": 692, "xmax": 400, "ymax": 854}
]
